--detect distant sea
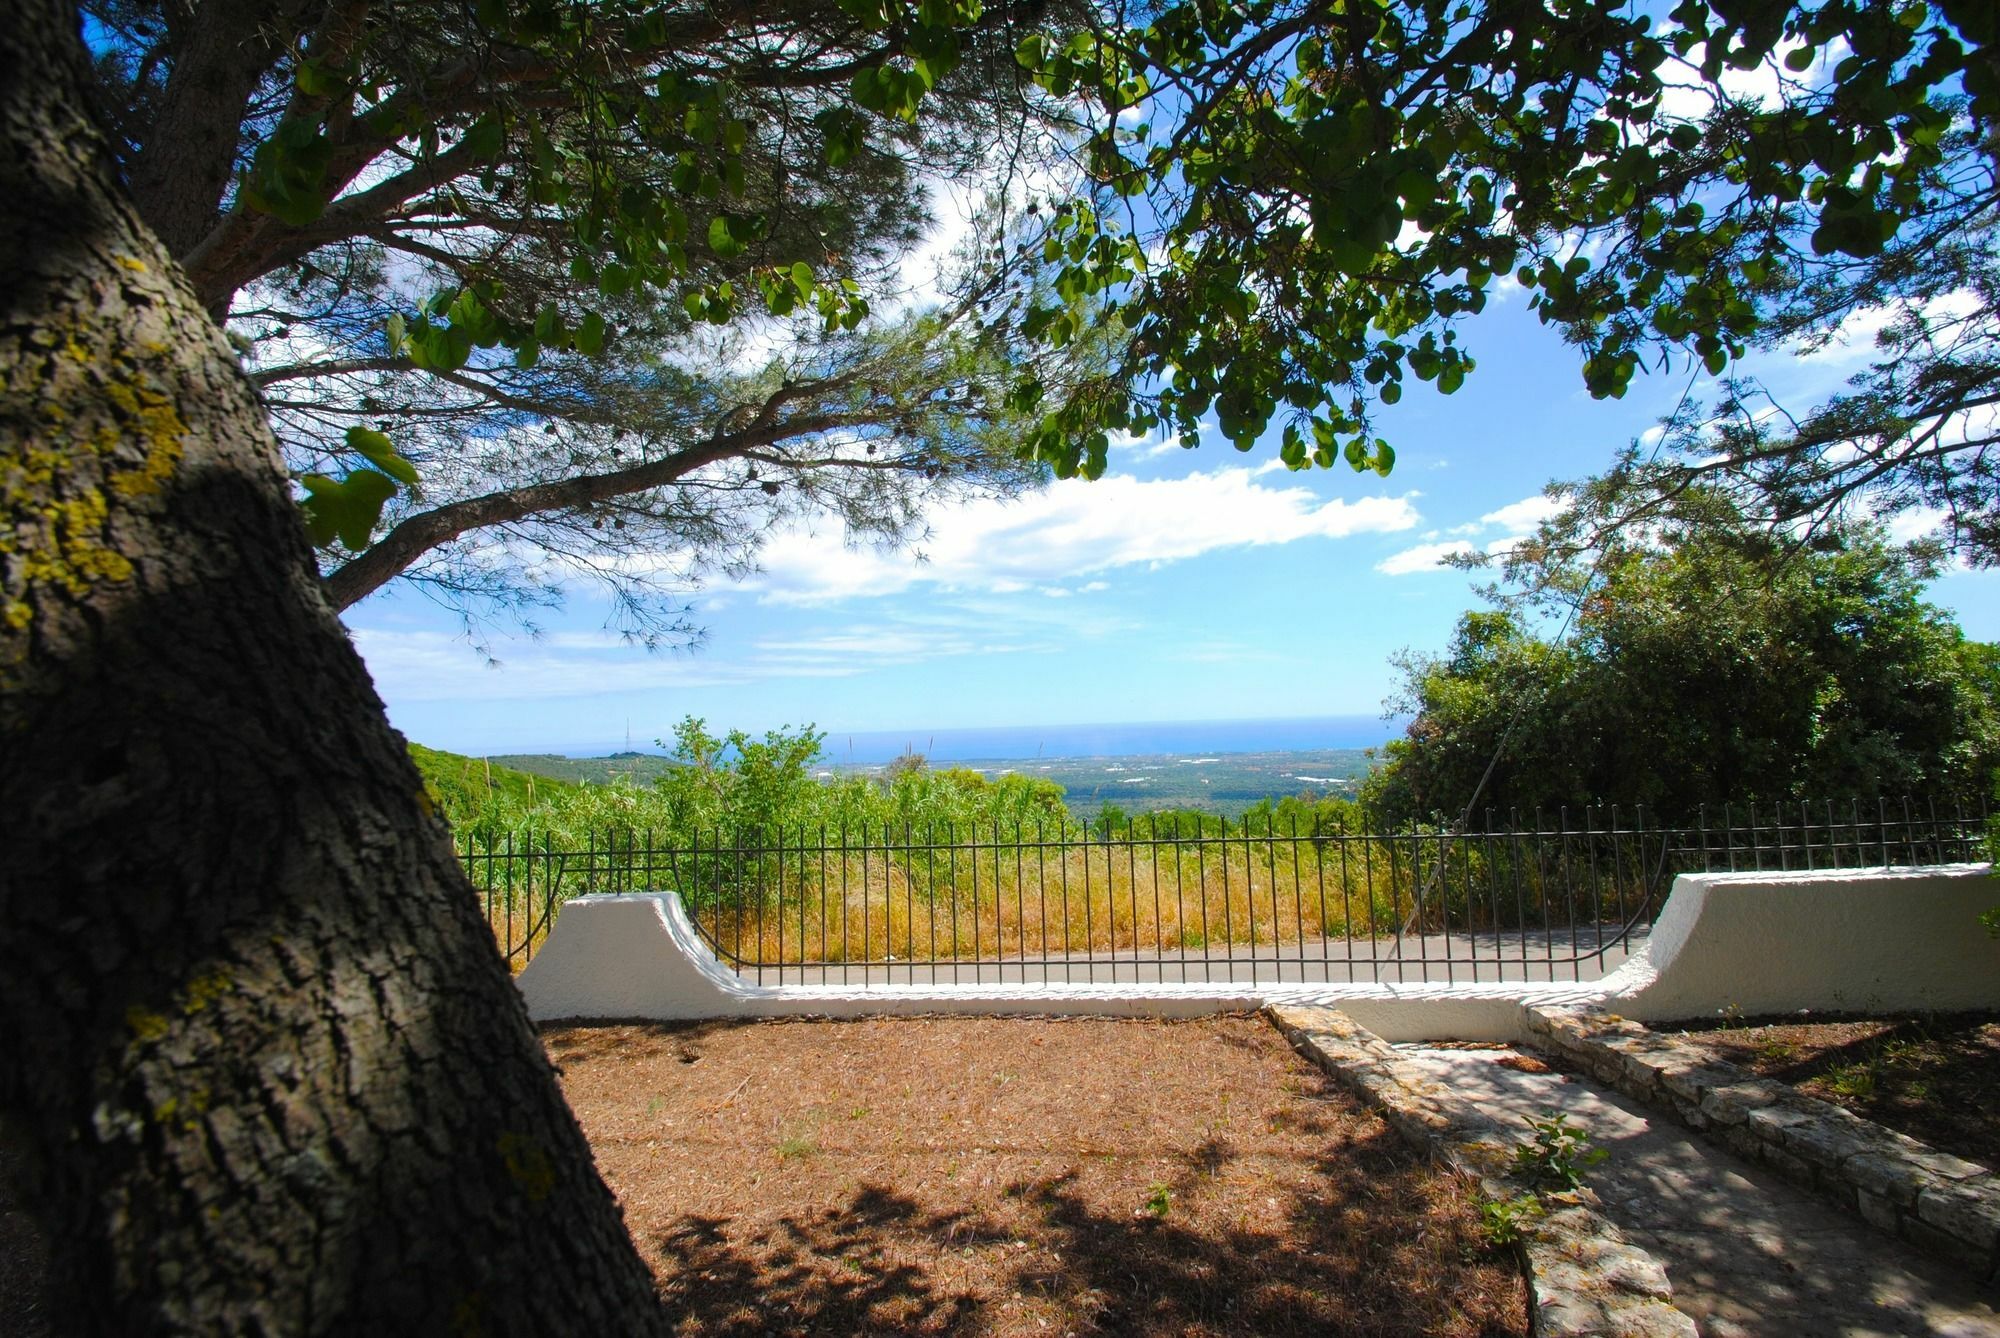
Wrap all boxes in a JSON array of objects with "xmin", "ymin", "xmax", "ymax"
[{"xmin": 738, "ymin": 715, "xmax": 1408, "ymax": 766}]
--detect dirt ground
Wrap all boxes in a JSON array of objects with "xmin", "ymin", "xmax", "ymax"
[
  {"xmin": 1652, "ymin": 1010, "xmax": 2000, "ymax": 1169},
  {"xmin": 548, "ymin": 1014, "xmax": 1526, "ymax": 1337}
]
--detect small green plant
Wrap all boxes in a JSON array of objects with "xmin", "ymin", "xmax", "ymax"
[
  {"xmin": 1512, "ymin": 1112, "xmax": 1608, "ymax": 1190},
  {"xmin": 1142, "ymin": 1183, "xmax": 1172, "ymax": 1219},
  {"xmin": 1755, "ymin": 1038, "xmax": 1796, "ymax": 1064},
  {"xmin": 776, "ymin": 1130, "xmax": 817, "ymax": 1160},
  {"xmin": 1823, "ymin": 1063, "xmax": 1877, "ymax": 1099},
  {"xmin": 1715, "ymin": 1002, "xmax": 1745, "ymax": 1030},
  {"xmin": 1475, "ymin": 1192, "xmax": 1541, "ymax": 1247}
]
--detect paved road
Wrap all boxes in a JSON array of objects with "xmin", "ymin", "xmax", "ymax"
[{"xmin": 708, "ymin": 926, "xmax": 1650, "ymax": 989}]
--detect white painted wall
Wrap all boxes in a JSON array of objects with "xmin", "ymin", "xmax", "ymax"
[
  {"xmin": 1599, "ymin": 864, "xmax": 2000, "ymax": 1021},
  {"xmin": 513, "ymin": 894, "xmax": 1598, "ymax": 1036},
  {"xmin": 514, "ymin": 866, "xmax": 2000, "ymax": 1037}
]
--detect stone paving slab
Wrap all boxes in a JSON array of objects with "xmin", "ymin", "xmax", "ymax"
[
  {"xmin": 1527, "ymin": 1006, "xmax": 2000, "ymax": 1284},
  {"xmin": 1268, "ymin": 1005, "xmax": 1697, "ymax": 1338},
  {"xmin": 1394, "ymin": 1044, "xmax": 2000, "ymax": 1337}
]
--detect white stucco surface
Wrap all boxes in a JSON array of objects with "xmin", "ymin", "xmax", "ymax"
[
  {"xmin": 1597, "ymin": 864, "xmax": 2000, "ymax": 1021},
  {"xmin": 513, "ymin": 895, "xmax": 1599, "ymax": 1036},
  {"xmin": 515, "ymin": 866, "xmax": 2000, "ymax": 1038}
]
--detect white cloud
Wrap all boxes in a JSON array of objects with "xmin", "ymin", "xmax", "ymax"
[
  {"xmin": 1788, "ymin": 288, "xmax": 1983, "ymax": 369},
  {"xmin": 1480, "ymin": 494, "xmax": 1563, "ymax": 536},
  {"xmin": 352, "ymin": 614, "xmax": 1059, "ymax": 703},
  {"xmin": 746, "ymin": 466, "xmax": 1421, "ymax": 604},
  {"xmin": 1884, "ymin": 506, "xmax": 1947, "ymax": 546},
  {"xmin": 1375, "ymin": 540, "xmax": 1478, "ymax": 576},
  {"xmin": 352, "ymin": 628, "xmax": 767, "ymax": 702},
  {"xmin": 1379, "ymin": 491, "xmax": 1560, "ymax": 575},
  {"xmin": 1654, "ymin": 37, "xmax": 1846, "ymax": 124}
]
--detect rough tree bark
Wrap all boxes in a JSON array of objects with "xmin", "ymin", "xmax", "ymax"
[{"xmin": 0, "ymin": 4, "xmax": 667, "ymax": 1332}]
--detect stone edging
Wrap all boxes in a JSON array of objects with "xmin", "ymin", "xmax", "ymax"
[
  {"xmin": 1524, "ymin": 1006, "xmax": 2000, "ymax": 1286},
  {"xmin": 1267, "ymin": 1005, "xmax": 1697, "ymax": 1338}
]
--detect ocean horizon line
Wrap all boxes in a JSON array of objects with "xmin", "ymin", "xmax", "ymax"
[{"xmin": 492, "ymin": 713, "xmax": 1411, "ymax": 767}]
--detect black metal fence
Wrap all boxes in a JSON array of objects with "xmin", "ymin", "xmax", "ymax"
[{"xmin": 458, "ymin": 796, "xmax": 1991, "ymax": 985}]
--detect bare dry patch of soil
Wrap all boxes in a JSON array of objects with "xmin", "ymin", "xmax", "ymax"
[
  {"xmin": 546, "ymin": 1014, "xmax": 1527, "ymax": 1337},
  {"xmin": 1653, "ymin": 1011, "xmax": 2000, "ymax": 1169}
]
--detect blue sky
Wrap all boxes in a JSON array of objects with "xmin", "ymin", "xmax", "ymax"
[{"xmin": 346, "ymin": 287, "xmax": 2000, "ymax": 758}]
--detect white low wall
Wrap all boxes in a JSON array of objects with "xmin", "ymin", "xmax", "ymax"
[
  {"xmin": 512, "ymin": 894, "xmax": 1602, "ymax": 1038},
  {"xmin": 514, "ymin": 865, "xmax": 2000, "ymax": 1038},
  {"xmin": 1598, "ymin": 863, "xmax": 2000, "ymax": 1021}
]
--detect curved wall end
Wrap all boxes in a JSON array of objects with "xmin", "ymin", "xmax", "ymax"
[{"xmin": 1600, "ymin": 864, "xmax": 2000, "ymax": 1022}]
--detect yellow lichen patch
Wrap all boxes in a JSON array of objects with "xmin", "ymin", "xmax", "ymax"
[
  {"xmin": 17, "ymin": 490, "xmax": 134, "ymax": 595},
  {"xmin": 103, "ymin": 378, "xmax": 187, "ymax": 499},
  {"xmin": 497, "ymin": 1131, "xmax": 556, "ymax": 1203},
  {"xmin": 3, "ymin": 322, "xmax": 192, "ymax": 647},
  {"xmin": 125, "ymin": 1006, "xmax": 170, "ymax": 1043},
  {"xmin": 152, "ymin": 1087, "xmax": 211, "ymax": 1132},
  {"xmin": 182, "ymin": 967, "xmax": 235, "ymax": 1014},
  {"xmin": 114, "ymin": 255, "xmax": 149, "ymax": 273}
]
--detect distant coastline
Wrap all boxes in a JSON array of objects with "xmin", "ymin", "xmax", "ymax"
[{"xmin": 520, "ymin": 714, "xmax": 1409, "ymax": 767}]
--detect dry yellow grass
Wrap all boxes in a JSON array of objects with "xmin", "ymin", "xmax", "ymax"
[{"xmin": 481, "ymin": 838, "xmax": 1651, "ymax": 971}]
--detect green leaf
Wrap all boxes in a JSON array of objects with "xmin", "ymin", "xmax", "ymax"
[
  {"xmin": 708, "ymin": 214, "xmax": 744, "ymax": 259},
  {"xmin": 299, "ymin": 469, "xmax": 399, "ymax": 550},
  {"xmin": 384, "ymin": 311, "xmax": 407, "ymax": 356},
  {"xmin": 461, "ymin": 113, "xmax": 506, "ymax": 163},
  {"xmin": 344, "ymin": 427, "xmax": 419, "ymax": 486},
  {"xmin": 790, "ymin": 260, "xmax": 815, "ymax": 299},
  {"xmin": 576, "ymin": 310, "xmax": 607, "ymax": 356},
  {"xmin": 294, "ymin": 59, "xmax": 350, "ymax": 97}
]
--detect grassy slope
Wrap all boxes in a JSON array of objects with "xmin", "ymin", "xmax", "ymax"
[
  {"xmin": 488, "ymin": 752, "xmax": 679, "ymax": 786},
  {"xmin": 410, "ymin": 742, "xmax": 574, "ymax": 823}
]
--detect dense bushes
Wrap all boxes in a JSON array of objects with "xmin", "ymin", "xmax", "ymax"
[
  {"xmin": 1362, "ymin": 520, "xmax": 2000, "ymax": 825},
  {"xmin": 422, "ymin": 718, "xmax": 1075, "ymax": 848}
]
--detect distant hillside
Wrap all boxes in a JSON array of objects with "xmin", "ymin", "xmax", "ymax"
[
  {"xmin": 486, "ymin": 745, "xmax": 1373, "ymax": 815},
  {"xmin": 410, "ymin": 743, "xmax": 574, "ymax": 822},
  {"xmin": 488, "ymin": 751, "xmax": 681, "ymax": 786}
]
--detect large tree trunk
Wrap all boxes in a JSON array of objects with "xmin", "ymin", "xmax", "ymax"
[{"xmin": 0, "ymin": 5, "xmax": 666, "ymax": 1332}]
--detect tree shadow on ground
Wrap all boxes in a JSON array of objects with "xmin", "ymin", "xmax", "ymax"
[{"xmin": 645, "ymin": 1123, "xmax": 1523, "ymax": 1337}]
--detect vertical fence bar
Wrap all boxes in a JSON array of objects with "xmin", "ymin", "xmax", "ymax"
[
  {"xmin": 1290, "ymin": 813, "xmax": 1306, "ymax": 979},
  {"xmin": 940, "ymin": 820, "xmax": 956, "ymax": 988},
  {"xmin": 1035, "ymin": 817, "xmax": 1050, "ymax": 986}
]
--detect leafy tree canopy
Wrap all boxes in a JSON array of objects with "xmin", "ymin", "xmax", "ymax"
[
  {"xmin": 86, "ymin": 0, "xmax": 2000, "ymax": 633},
  {"xmin": 83, "ymin": 0, "xmax": 1090, "ymax": 635},
  {"xmin": 1005, "ymin": 0, "xmax": 1998, "ymax": 566},
  {"xmin": 1362, "ymin": 493, "xmax": 2000, "ymax": 822}
]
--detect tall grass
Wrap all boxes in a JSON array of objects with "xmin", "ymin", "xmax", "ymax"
[{"xmin": 467, "ymin": 815, "xmax": 1669, "ymax": 970}]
